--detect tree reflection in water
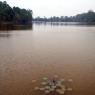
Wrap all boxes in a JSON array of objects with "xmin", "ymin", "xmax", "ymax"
[{"xmin": 0, "ymin": 24, "xmax": 33, "ymax": 31}]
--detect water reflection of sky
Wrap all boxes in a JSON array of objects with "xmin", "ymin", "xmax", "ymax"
[{"xmin": 0, "ymin": 33, "xmax": 11, "ymax": 38}]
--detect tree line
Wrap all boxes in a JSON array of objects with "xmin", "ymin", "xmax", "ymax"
[
  {"xmin": 0, "ymin": 1, "xmax": 95, "ymax": 24},
  {"xmin": 34, "ymin": 10, "xmax": 95, "ymax": 22},
  {"xmin": 0, "ymin": 1, "xmax": 32, "ymax": 24}
]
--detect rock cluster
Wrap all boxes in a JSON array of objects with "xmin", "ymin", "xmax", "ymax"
[{"xmin": 33, "ymin": 75, "xmax": 72, "ymax": 94}]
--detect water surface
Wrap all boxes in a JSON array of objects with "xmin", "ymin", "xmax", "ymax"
[{"xmin": 0, "ymin": 23, "xmax": 95, "ymax": 95}]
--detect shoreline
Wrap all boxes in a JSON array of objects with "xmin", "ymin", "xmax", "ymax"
[{"xmin": 33, "ymin": 21, "xmax": 95, "ymax": 25}]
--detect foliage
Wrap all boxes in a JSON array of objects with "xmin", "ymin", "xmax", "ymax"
[
  {"xmin": 34, "ymin": 10, "xmax": 95, "ymax": 22},
  {"xmin": 0, "ymin": 1, "xmax": 32, "ymax": 24}
]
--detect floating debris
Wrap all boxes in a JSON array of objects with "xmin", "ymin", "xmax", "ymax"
[{"xmin": 34, "ymin": 75, "xmax": 73, "ymax": 94}]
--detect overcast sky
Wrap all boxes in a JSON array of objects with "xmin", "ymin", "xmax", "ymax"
[{"xmin": 1, "ymin": 0, "xmax": 95, "ymax": 17}]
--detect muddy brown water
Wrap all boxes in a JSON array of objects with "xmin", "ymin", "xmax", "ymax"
[{"xmin": 0, "ymin": 23, "xmax": 95, "ymax": 95}]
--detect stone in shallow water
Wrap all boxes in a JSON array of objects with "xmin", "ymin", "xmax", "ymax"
[
  {"xmin": 48, "ymin": 81, "xmax": 54, "ymax": 86},
  {"xmin": 60, "ymin": 78, "xmax": 65, "ymax": 82},
  {"xmin": 51, "ymin": 85, "xmax": 56, "ymax": 89},
  {"xmin": 34, "ymin": 87, "xmax": 39, "ymax": 90},
  {"xmin": 67, "ymin": 88, "xmax": 72, "ymax": 91},
  {"xmin": 44, "ymin": 90, "xmax": 50, "ymax": 94},
  {"xmin": 54, "ymin": 75, "xmax": 59, "ymax": 78},
  {"xmin": 56, "ymin": 89, "xmax": 65, "ymax": 94},
  {"xmin": 49, "ymin": 88, "xmax": 55, "ymax": 91},
  {"xmin": 39, "ymin": 87, "xmax": 45, "ymax": 91},
  {"xmin": 44, "ymin": 86, "xmax": 51, "ymax": 90},
  {"xmin": 68, "ymin": 79, "xmax": 73, "ymax": 82},
  {"xmin": 43, "ymin": 77, "xmax": 48, "ymax": 80},
  {"xmin": 32, "ymin": 80, "xmax": 37, "ymax": 83},
  {"xmin": 41, "ymin": 82, "xmax": 47, "ymax": 85},
  {"xmin": 34, "ymin": 76, "xmax": 72, "ymax": 94},
  {"xmin": 61, "ymin": 86, "xmax": 66, "ymax": 91},
  {"xmin": 56, "ymin": 81, "xmax": 62, "ymax": 86}
]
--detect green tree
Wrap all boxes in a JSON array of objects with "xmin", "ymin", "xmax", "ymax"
[{"xmin": 0, "ymin": 1, "xmax": 32, "ymax": 24}]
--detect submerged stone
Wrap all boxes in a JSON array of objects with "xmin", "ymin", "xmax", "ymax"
[
  {"xmin": 32, "ymin": 80, "xmax": 37, "ymax": 83},
  {"xmin": 68, "ymin": 79, "xmax": 73, "ymax": 82},
  {"xmin": 34, "ymin": 76, "xmax": 73, "ymax": 94},
  {"xmin": 45, "ymin": 86, "xmax": 51, "ymax": 90},
  {"xmin": 41, "ymin": 82, "xmax": 47, "ymax": 85},
  {"xmin": 39, "ymin": 87, "xmax": 45, "ymax": 91},
  {"xmin": 43, "ymin": 77, "xmax": 48, "ymax": 80},
  {"xmin": 51, "ymin": 85, "xmax": 56, "ymax": 89},
  {"xmin": 49, "ymin": 88, "xmax": 55, "ymax": 91},
  {"xmin": 60, "ymin": 78, "xmax": 65, "ymax": 82},
  {"xmin": 67, "ymin": 88, "xmax": 72, "ymax": 91},
  {"xmin": 56, "ymin": 89, "xmax": 65, "ymax": 94},
  {"xmin": 56, "ymin": 81, "xmax": 62, "ymax": 86},
  {"xmin": 34, "ymin": 87, "xmax": 39, "ymax": 90},
  {"xmin": 61, "ymin": 86, "xmax": 66, "ymax": 92},
  {"xmin": 54, "ymin": 75, "xmax": 59, "ymax": 78},
  {"xmin": 44, "ymin": 90, "xmax": 50, "ymax": 94}
]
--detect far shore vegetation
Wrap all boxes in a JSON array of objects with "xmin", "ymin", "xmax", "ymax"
[
  {"xmin": 34, "ymin": 10, "xmax": 95, "ymax": 23},
  {"xmin": 0, "ymin": 1, "xmax": 95, "ymax": 26},
  {"xmin": 0, "ymin": 1, "xmax": 32, "ymax": 25}
]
